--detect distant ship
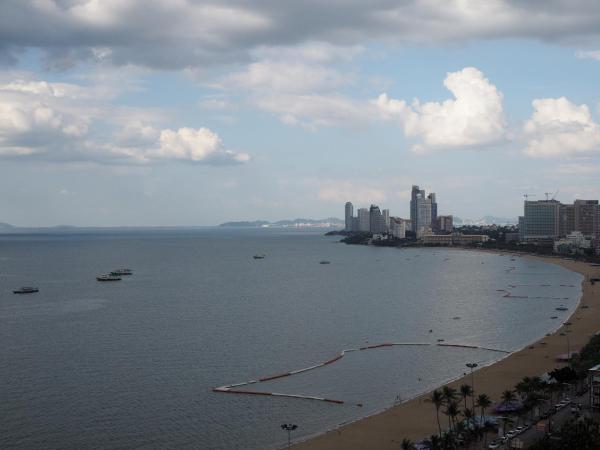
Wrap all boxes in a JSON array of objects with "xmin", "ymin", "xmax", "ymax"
[
  {"xmin": 13, "ymin": 286, "xmax": 39, "ymax": 294},
  {"xmin": 111, "ymin": 268, "xmax": 133, "ymax": 276},
  {"xmin": 319, "ymin": 260, "xmax": 331, "ymax": 264},
  {"xmin": 97, "ymin": 274, "xmax": 122, "ymax": 282},
  {"xmin": 253, "ymin": 254, "xmax": 266, "ymax": 259}
]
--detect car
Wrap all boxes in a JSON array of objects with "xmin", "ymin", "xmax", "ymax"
[
  {"xmin": 515, "ymin": 425, "xmax": 526, "ymax": 434},
  {"xmin": 488, "ymin": 442, "xmax": 500, "ymax": 449},
  {"xmin": 506, "ymin": 430, "xmax": 518, "ymax": 438}
]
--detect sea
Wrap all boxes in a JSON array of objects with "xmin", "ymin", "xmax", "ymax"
[{"xmin": 0, "ymin": 228, "xmax": 582, "ymax": 449}]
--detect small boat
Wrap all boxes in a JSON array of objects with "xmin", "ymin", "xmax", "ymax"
[
  {"xmin": 253, "ymin": 254, "xmax": 266, "ymax": 260},
  {"xmin": 111, "ymin": 268, "xmax": 132, "ymax": 276},
  {"xmin": 13, "ymin": 286, "xmax": 39, "ymax": 294},
  {"xmin": 555, "ymin": 306, "xmax": 568, "ymax": 311},
  {"xmin": 319, "ymin": 260, "xmax": 331, "ymax": 265},
  {"xmin": 97, "ymin": 274, "xmax": 121, "ymax": 281}
]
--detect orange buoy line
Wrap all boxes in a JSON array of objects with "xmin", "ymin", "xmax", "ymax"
[{"xmin": 212, "ymin": 341, "xmax": 511, "ymax": 404}]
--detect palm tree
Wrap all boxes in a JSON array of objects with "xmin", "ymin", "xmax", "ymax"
[
  {"xmin": 459, "ymin": 384, "xmax": 473, "ymax": 411},
  {"xmin": 442, "ymin": 386, "xmax": 458, "ymax": 405},
  {"xmin": 423, "ymin": 434, "xmax": 441, "ymax": 450},
  {"xmin": 445, "ymin": 401, "xmax": 460, "ymax": 432},
  {"xmin": 501, "ymin": 389, "xmax": 516, "ymax": 409},
  {"xmin": 400, "ymin": 438, "xmax": 416, "ymax": 450},
  {"xmin": 475, "ymin": 393, "xmax": 492, "ymax": 424},
  {"xmin": 426, "ymin": 389, "xmax": 444, "ymax": 437}
]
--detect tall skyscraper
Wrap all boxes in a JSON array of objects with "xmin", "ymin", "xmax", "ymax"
[
  {"xmin": 344, "ymin": 202, "xmax": 354, "ymax": 231},
  {"xmin": 522, "ymin": 200, "xmax": 561, "ymax": 241},
  {"xmin": 428, "ymin": 193, "xmax": 437, "ymax": 228},
  {"xmin": 369, "ymin": 204, "xmax": 385, "ymax": 233},
  {"xmin": 574, "ymin": 199, "xmax": 598, "ymax": 238},
  {"xmin": 382, "ymin": 209, "xmax": 390, "ymax": 233},
  {"xmin": 357, "ymin": 208, "xmax": 370, "ymax": 232},
  {"xmin": 410, "ymin": 185, "xmax": 435, "ymax": 234}
]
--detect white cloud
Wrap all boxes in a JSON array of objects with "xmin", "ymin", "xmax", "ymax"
[
  {"xmin": 257, "ymin": 94, "xmax": 372, "ymax": 130},
  {"xmin": 153, "ymin": 127, "xmax": 249, "ymax": 164},
  {"xmin": 0, "ymin": 74, "xmax": 249, "ymax": 165},
  {"xmin": 523, "ymin": 97, "xmax": 600, "ymax": 157},
  {"xmin": 225, "ymin": 60, "xmax": 352, "ymax": 94},
  {"xmin": 576, "ymin": 50, "xmax": 600, "ymax": 60},
  {"xmin": 318, "ymin": 181, "xmax": 386, "ymax": 205},
  {"xmin": 376, "ymin": 67, "xmax": 506, "ymax": 152}
]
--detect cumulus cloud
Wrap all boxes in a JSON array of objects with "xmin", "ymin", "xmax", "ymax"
[
  {"xmin": 0, "ymin": 75, "xmax": 249, "ymax": 165},
  {"xmin": 523, "ymin": 97, "xmax": 600, "ymax": 157},
  {"xmin": 152, "ymin": 127, "xmax": 249, "ymax": 164},
  {"xmin": 2, "ymin": 1, "xmax": 600, "ymax": 69},
  {"xmin": 376, "ymin": 67, "xmax": 506, "ymax": 152}
]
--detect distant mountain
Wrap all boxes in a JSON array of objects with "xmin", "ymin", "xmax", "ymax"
[
  {"xmin": 454, "ymin": 215, "xmax": 517, "ymax": 226},
  {"xmin": 0, "ymin": 222, "xmax": 15, "ymax": 230},
  {"xmin": 218, "ymin": 220, "xmax": 271, "ymax": 227},
  {"xmin": 219, "ymin": 218, "xmax": 344, "ymax": 228}
]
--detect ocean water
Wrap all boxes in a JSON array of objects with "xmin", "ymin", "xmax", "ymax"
[{"xmin": 0, "ymin": 228, "xmax": 582, "ymax": 449}]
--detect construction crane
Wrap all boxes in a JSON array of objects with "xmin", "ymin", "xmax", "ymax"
[
  {"xmin": 523, "ymin": 193, "xmax": 536, "ymax": 201},
  {"xmin": 544, "ymin": 190, "xmax": 560, "ymax": 201}
]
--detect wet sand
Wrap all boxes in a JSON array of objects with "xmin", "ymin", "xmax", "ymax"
[{"xmin": 295, "ymin": 255, "xmax": 600, "ymax": 449}]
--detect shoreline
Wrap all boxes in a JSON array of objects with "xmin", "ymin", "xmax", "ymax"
[{"xmin": 294, "ymin": 252, "xmax": 599, "ymax": 450}]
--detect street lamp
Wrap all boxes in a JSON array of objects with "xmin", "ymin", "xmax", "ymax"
[
  {"xmin": 466, "ymin": 362, "xmax": 478, "ymax": 413},
  {"xmin": 281, "ymin": 423, "xmax": 298, "ymax": 450}
]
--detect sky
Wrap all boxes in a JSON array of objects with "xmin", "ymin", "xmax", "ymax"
[{"xmin": 1, "ymin": 1, "xmax": 600, "ymax": 226}]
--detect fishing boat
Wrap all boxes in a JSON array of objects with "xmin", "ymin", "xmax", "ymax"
[
  {"xmin": 555, "ymin": 306, "xmax": 568, "ymax": 311},
  {"xmin": 319, "ymin": 260, "xmax": 331, "ymax": 265},
  {"xmin": 13, "ymin": 286, "xmax": 39, "ymax": 294},
  {"xmin": 97, "ymin": 274, "xmax": 121, "ymax": 282},
  {"xmin": 253, "ymin": 254, "xmax": 266, "ymax": 259}
]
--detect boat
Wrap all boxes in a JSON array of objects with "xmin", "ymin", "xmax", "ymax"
[
  {"xmin": 13, "ymin": 286, "xmax": 39, "ymax": 294},
  {"xmin": 111, "ymin": 268, "xmax": 132, "ymax": 276},
  {"xmin": 253, "ymin": 254, "xmax": 266, "ymax": 259},
  {"xmin": 555, "ymin": 306, "xmax": 568, "ymax": 311},
  {"xmin": 97, "ymin": 274, "xmax": 121, "ymax": 281},
  {"xmin": 319, "ymin": 260, "xmax": 331, "ymax": 265}
]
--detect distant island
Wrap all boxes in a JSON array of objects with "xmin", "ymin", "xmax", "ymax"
[{"xmin": 219, "ymin": 218, "xmax": 344, "ymax": 228}]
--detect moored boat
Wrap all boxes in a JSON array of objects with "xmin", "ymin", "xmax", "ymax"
[
  {"xmin": 253, "ymin": 254, "xmax": 266, "ymax": 259},
  {"xmin": 13, "ymin": 286, "xmax": 39, "ymax": 294},
  {"xmin": 319, "ymin": 260, "xmax": 331, "ymax": 265}
]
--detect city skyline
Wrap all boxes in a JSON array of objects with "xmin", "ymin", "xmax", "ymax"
[{"xmin": 1, "ymin": 2, "xmax": 600, "ymax": 226}]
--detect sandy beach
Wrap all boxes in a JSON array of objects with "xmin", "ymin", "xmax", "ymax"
[{"xmin": 295, "ymin": 255, "xmax": 600, "ymax": 449}]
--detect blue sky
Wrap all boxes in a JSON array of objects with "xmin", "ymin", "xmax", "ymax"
[{"xmin": 1, "ymin": 1, "xmax": 600, "ymax": 226}]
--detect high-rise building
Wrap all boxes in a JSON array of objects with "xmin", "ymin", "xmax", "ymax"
[
  {"xmin": 437, "ymin": 215, "xmax": 453, "ymax": 233},
  {"xmin": 369, "ymin": 204, "xmax": 385, "ymax": 233},
  {"xmin": 559, "ymin": 204, "xmax": 575, "ymax": 237},
  {"xmin": 345, "ymin": 202, "xmax": 354, "ymax": 231},
  {"xmin": 389, "ymin": 217, "xmax": 406, "ymax": 238},
  {"xmin": 410, "ymin": 185, "xmax": 434, "ymax": 234},
  {"xmin": 574, "ymin": 200, "xmax": 598, "ymax": 238},
  {"xmin": 357, "ymin": 208, "xmax": 370, "ymax": 232},
  {"xmin": 428, "ymin": 193, "xmax": 437, "ymax": 228},
  {"xmin": 382, "ymin": 209, "xmax": 390, "ymax": 233},
  {"xmin": 522, "ymin": 200, "xmax": 561, "ymax": 241}
]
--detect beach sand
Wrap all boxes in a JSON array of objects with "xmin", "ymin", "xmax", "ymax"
[{"xmin": 295, "ymin": 255, "xmax": 600, "ymax": 450}]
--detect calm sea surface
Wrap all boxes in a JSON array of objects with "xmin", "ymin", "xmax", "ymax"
[{"xmin": 0, "ymin": 228, "xmax": 582, "ymax": 449}]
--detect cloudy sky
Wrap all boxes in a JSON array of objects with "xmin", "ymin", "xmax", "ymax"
[{"xmin": 1, "ymin": 0, "xmax": 600, "ymax": 226}]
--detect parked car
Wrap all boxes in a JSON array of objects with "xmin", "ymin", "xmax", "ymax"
[{"xmin": 488, "ymin": 442, "xmax": 501, "ymax": 449}]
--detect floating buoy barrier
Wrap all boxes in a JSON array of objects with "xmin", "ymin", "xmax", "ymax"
[{"xmin": 212, "ymin": 341, "xmax": 511, "ymax": 405}]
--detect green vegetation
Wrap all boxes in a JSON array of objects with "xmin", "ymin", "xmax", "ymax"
[{"xmin": 529, "ymin": 418, "xmax": 600, "ymax": 450}]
